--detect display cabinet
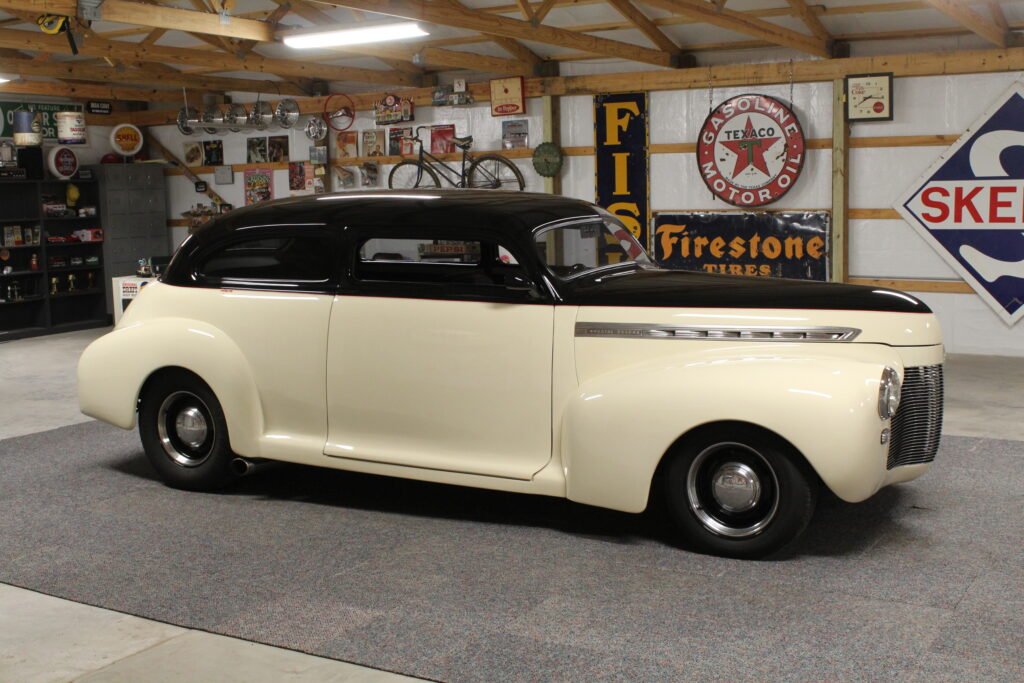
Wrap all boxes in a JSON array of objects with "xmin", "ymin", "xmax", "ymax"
[{"xmin": 0, "ymin": 170, "xmax": 110, "ymax": 341}]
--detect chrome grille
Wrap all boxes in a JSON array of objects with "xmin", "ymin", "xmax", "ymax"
[{"xmin": 887, "ymin": 364, "xmax": 944, "ymax": 469}]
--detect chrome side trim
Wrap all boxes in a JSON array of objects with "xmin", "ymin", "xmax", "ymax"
[{"xmin": 574, "ymin": 322, "xmax": 861, "ymax": 342}]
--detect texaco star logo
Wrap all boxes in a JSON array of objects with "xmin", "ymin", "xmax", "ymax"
[{"xmin": 697, "ymin": 94, "xmax": 806, "ymax": 207}]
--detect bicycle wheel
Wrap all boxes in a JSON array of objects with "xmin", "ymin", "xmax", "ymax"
[
  {"xmin": 388, "ymin": 160, "xmax": 441, "ymax": 189},
  {"xmin": 467, "ymin": 154, "xmax": 525, "ymax": 190}
]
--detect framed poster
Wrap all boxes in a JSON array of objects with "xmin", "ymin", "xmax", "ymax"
[
  {"xmin": 490, "ymin": 77, "xmax": 525, "ymax": 116},
  {"xmin": 652, "ymin": 211, "xmax": 831, "ymax": 281},
  {"xmin": 243, "ymin": 168, "xmax": 273, "ymax": 205}
]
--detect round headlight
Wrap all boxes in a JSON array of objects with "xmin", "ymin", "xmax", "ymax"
[{"xmin": 878, "ymin": 367, "xmax": 901, "ymax": 420}]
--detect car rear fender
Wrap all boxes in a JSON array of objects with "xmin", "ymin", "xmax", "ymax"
[{"xmin": 77, "ymin": 317, "xmax": 264, "ymax": 457}]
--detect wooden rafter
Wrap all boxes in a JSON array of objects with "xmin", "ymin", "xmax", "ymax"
[
  {"xmin": 514, "ymin": 0, "xmax": 535, "ymax": 21},
  {"xmin": 922, "ymin": 0, "xmax": 1007, "ymax": 46},
  {"xmin": 437, "ymin": 0, "xmax": 544, "ymax": 66},
  {"xmin": 604, "ymin": 0, "xmax": 678, "ymax": 53},
  {"xmin": 0, "ymin": 27, "xmax": 422, "ymax": 86},
  {"xmin": 638, "ymin": 0, "xmax": 830, "ymax": 57},
  {"xmin": 785, "ymin": 0, "xmax": 830, "ymax": 41},
  {"xmin": 317, "ymin": 0, "xmax": 680, "ymax": 67},
  {"xmin": 0, "ymin": 56, "xmax": 307, "ymax": 94},
  {"xmin": 531, "ymin": 0, "xmax": 558, "ymax": 25}
]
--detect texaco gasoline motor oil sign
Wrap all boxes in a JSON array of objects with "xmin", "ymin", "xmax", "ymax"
[
  {"xmin": 697, "ymin": 94, "xmax": 805, "ymax": 208},
  {"xmin": 896, "ymin": 82, "xmax": 1024, "ymax": 326}
]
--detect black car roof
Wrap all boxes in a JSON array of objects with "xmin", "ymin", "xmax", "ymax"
[{"xmin": 197, "ymin": 189, "xmax": 601, "ymax": 241}]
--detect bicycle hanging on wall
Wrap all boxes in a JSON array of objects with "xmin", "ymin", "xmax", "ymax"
[{"xmin": 388, "ymin": 126, "xmax": 525, "ymax": 191}]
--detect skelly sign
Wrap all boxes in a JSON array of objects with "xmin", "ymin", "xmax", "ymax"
[
  {"xmin": 595, "ymin": 93, "xmax": 649, "ymax": 248},
  {"xmin": 897, "ymin": 83, "xmax": 1024, "ymax": 326},
  {"xmin": 653, "ymin": 211, "xmax": 830, "ymax": 281},
  {"xmin": 697, "ymin": 94, "xmax": 805, "ymax": 208}
]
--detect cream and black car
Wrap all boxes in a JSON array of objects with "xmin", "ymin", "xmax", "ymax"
[{"xmin": 79, "ymin": 190, "xmax": 944, "ymax": 558}]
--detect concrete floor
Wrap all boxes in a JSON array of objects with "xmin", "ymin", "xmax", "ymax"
[{"xmin": 1, "ymin": 327, "xmax": 1021, "ymax": 682}]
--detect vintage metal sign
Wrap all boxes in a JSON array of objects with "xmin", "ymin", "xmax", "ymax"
[
  {"xmin": 0, "ymin": 101, "xmax": 84, "ymax": 140},
  {"xmin": 896, "ymin": 83, "xmax": 1024, "ymax": 326},
  {"xmin": 652, "ymin": 211, "xmax": 830, "ymax": 281},
  {"xmin": 697, "ymin": 94, "xmax": 805, "ymax": 208},
  {"xmin": 595, "ymin": 92, "xmax": 650, "ymax": 249}
]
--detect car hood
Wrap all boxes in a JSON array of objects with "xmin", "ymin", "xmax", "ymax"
[{"xmin": 562, "ymin": 268, "xmax": 930, "ymax": 314}]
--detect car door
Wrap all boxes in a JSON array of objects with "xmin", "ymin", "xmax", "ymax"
[
  {"xmin": 324, "ymin": 227, "xmax": 554, "ymax": 480},
  {"xmin": 184, "ymin": 227, "xmax": 339, "ymax": 460}
]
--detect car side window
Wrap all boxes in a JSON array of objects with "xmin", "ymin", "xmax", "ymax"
[
  {"xmin": 197, "ymin": 233, "xmax": 335, "ymax": 287},
  {"xmin": 352, "ymin": 234, "xmax": 534, "ymax": 300}
]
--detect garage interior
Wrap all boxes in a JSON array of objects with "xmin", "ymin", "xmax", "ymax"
[{"xmin": 2, "ymin": 0, "xmax": 1024, "ymax": 680}]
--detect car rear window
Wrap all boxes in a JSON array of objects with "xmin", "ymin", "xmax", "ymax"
[{"xmin": 199, "ymin": 235, "xmax": 334, "ymax": 283}]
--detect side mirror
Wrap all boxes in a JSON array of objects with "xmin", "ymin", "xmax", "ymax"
[{"xmin": 503, "ymin": 273, "xmax": 536, "ymax": 292}]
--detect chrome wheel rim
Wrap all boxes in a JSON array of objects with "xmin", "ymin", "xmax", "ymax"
[
  {"xmin": 156, "ymin": 391, "xmax": 215, "ymax": 467},
  {"xmin": 686, "ymin": 442, "xmax": 779, "ymax": 538}
]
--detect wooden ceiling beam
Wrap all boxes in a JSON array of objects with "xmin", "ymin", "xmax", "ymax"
[
  {"xmin": 99, "ymin": 0, "xmax": 275, "ymax": 42},
  {"xmin": 605, "ymin": 0, "xmax": 678, "ymax": 53},
  {"xmin": 0, "ymin": 77, "xmax": 192, "ymax": 101},
  {"xmin": 0, "ymin": 27, "xmax": 422, "ymax": 86},
  {"xmin": 638, "ymin": 0, "xmax": 830, "ymax": 57},
  {"xmin": 785, "ymin": 0, "xmax": 830, "ymax": 41},
  {"xmin": 921, "ymin": 0, "xmax": 1007, "ymax": 46},
  {"xmin": 0, "ymin": 55, "xmax": 309, "ymax": 94},
  {"xmin": 318, "ymin": 0, "xmax": 682, "ymax": 67}
]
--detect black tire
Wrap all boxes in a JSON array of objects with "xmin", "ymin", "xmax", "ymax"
[
  {"xmin": 467, "ymin": 154, "xmax": 525, "ymax": 190},
  {"xmin": 388, "ymin": 160, "xmax": 441, "ymax": 189},
  {"xmin": 663, "ymin": 425, "xmax": 816, "ymax": 559},
  {"xmin": 138, "ymin": 370, "xmax": 238, "ymax": 491}
]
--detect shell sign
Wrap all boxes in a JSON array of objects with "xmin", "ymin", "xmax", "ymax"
[{"xmin": 109, "ymin": 124, "xmax": 144, "ymax": 157}]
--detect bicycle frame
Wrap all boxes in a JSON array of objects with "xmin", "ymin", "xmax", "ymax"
[{"xmin": 410, "ymin": 126, "xmax": 472, "ymax": 188}]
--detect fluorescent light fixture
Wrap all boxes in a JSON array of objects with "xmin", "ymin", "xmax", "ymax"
[
  {"xmin": 283, "ymin": 22, "xmax": 427, "ymax": 49},
  {"xmin": 0, "ymin": 77, "xmax": 9, "ymax": 84}
]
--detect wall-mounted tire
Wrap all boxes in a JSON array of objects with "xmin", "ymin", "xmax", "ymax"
[
  {"xmin": 663, "ymin": 425, "xmax": 816, "ymax": 559},
  {"xmin": 138, "ymin": 370, "xmax": 238, "ymax": 491}
]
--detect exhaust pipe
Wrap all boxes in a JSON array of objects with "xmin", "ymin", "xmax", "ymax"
[{"xmin": 231, "ymin": 456, "xmax": 273, "ymax": 477}]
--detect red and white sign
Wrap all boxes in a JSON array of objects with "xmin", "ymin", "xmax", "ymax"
[
  {"xmin": 47, "ymin": 146, "xmax": 78, "ymax": 179},
  {"xmin": 697, "ymin": 94, "xmax": 805, "ymax": 207}
]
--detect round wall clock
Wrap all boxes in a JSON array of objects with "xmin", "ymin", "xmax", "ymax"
[
  {"xmin": 532, "ymin": 142, "xmax": 563, "ymax": 178},
  {"xmin": 696, "ymin": 93, "xmax": 805, "ymax": 208}
]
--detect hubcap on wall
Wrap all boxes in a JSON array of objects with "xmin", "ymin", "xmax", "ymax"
[
  {"xmin": 686, "ymin": 442, "xmax": 779, "ymax": 539},
  {"xmin": 157, "ymin": 391, "xmax": 215, "ymax": 467}
]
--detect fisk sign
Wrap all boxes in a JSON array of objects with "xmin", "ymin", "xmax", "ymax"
[{"xmin": 897, "ymin": 83, "xmax": 1024, "ymax": 325}]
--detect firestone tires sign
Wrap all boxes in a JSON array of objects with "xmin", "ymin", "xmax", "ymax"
[
  {"xmin": 896, "ymin": 83, "xmax": 1024, "ymax": 326},
  {"xmin": 697, "ymin": 94, "xmax": 805, "ymax": 208}
]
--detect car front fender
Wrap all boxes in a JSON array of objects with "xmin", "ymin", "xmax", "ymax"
[
  {"xmin": 77, "ymin": 317, "xmax": 264, "ymax": 457},
  {"xmin": 562, "ymin": 343, "xmax": 902, "ymax": 513}
]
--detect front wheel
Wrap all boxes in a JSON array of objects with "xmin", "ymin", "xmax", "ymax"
[
  {"xmin": 138, "ymin": 370, "xmax": 238, "ymax": 491},
  {"xmin": 388, "ymin": 160, "xmax": 441, "ymax": 189},
  {"xmin": 663, "ymin": 426, "xmax": 816, "ymax": 559},
  {"xmin": 467, "ymin": 154, "xmax": 525, "ymax": 190}
]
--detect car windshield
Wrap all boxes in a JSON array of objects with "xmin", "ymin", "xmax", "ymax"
[{"xmin": 534, "ymin": 217, "xmax": 652, "ymax": 279}]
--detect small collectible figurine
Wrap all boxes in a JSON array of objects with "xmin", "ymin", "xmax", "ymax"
[
  {"xmin": 66, "ymin": 183, "xmax": 80, "ymax": 209},
  {"xmin": 29, "ymin": 253, "xmax": 38, "ymax": 271},
  {"xmin": 67, "ymin": 273, "xmax": 76, "ymax": 292},
  {"xmin": 86, "ymin": 272, "xmax": 95, "ymax": 288},
  {"xmin": 50, "ymin": 276, "xmax": 58, "ymax": 295},
  {"xmin": 10, "ymin": 281, "xmax": 21, "ymax": 301}
]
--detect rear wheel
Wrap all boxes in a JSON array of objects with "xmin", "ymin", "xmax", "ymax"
[
  {"xmin": 663, "ymin": 425, "xmax": 816, "ymax": 559},
  {"xmin": 467, "ymin": 154, "xmax": 525, "ymax": 190},
  {"xmin": 139, "ymin": 370, "xmax": 238, "ymax": 491},
  {"xmin": 388, "ymin": 160, "xmax": 441, "ymax": 189}
]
